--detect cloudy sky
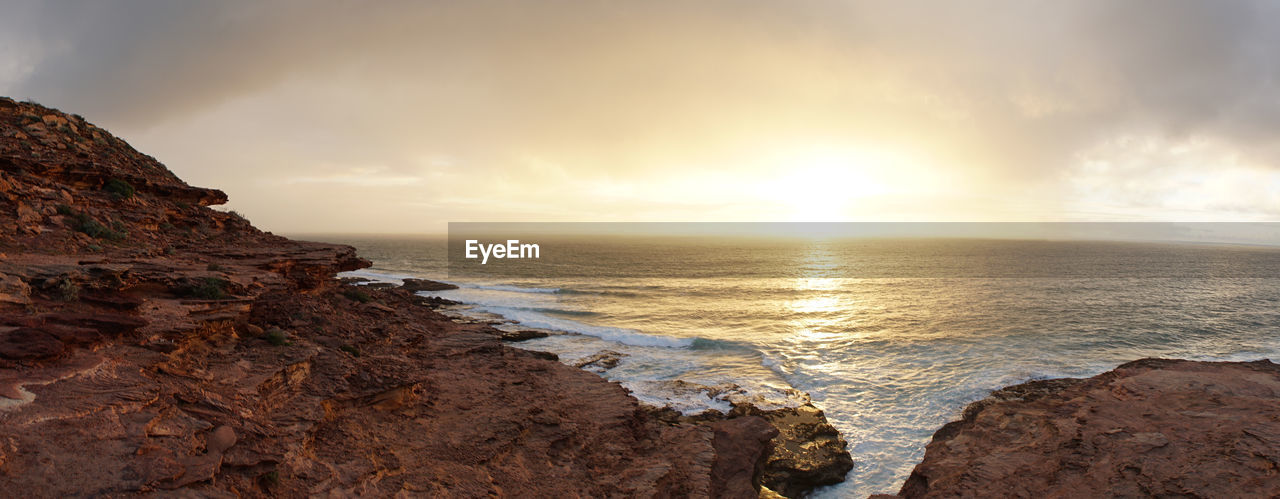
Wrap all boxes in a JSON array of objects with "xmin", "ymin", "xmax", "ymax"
[{"xmin": 2, "ymin": 0, "xmax": 1279, "ymax": 233}]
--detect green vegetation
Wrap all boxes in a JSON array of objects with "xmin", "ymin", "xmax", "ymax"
[
  {"xmin": 261, "ymin": 470, "xmax": 281, "ymax": 487},
  {"xmin": 103, "ymin": 178, "xmax": 135, "ymax": 200},
  {"xmin": 67, "ymin": 212, "xmax": 126, "ymax": 241},
  {"xmin": 339, "ymin": 344, "xmax": 361, "ymax": 357},
  {"xmin": 342, "ymin": 288, "xmax": 372, "ymax": 303},
  {"xmin": 55, "ymin": 204, "xmax": 74, "ymax": 216},
  {"xmin": 207, "ymin": 263, "xmax": 224, "ymax": 271},
  {"xmin": 183, "ymin": 277, "xmax": 229, "ymax": 300},
  {"xmin": 265, "ymin": 328, "xmax": 290, "ymax": 346},
  {"xmin": 55, "ymin": 278, "xmax": 79, "ymax": 302}
]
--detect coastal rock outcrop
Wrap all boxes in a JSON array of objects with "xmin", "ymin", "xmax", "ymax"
[
  {"xmin": 733, "ymin": 403, "xmax": 856, "ymax": 496},
  {"xmin": 889, "ymin": 358, "xmax": 1280, "ymax": 497},
  {"xmin": 400, "ymin": 277, "xmax": 458, "ymax": 292},
  {"xmin": 500, "ymin": 329, "xmax": 550, "ymax": 342},
  {"xmin": 0, "ymin": 97, "xmax": 849, "ymax": 497}
]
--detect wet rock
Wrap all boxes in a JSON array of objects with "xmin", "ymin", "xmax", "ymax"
[
  {"xmin": 732, "ymin": 403, "xmax": 855, "ymax": 497},
  {"xmin": 573, "ymin": 350, "xmax": 628, "ymax": 371},
  {"xmin": 522, "ymin": 349, "xmax": 559, "ymax": 362},
  {"xmin": 892, "ymin": 358, "xmax": 1280, "ymax": 498},
  {"xmin": 411, "ymin": 295, "xmax": 458, "ymax": 308},
  {"xmin": 500, "ymin": 329, "xmax": 549, "ymax": 342},
  {"xmin": 400, "ymin": 278, "xmax": 458, "ymax": 292}
]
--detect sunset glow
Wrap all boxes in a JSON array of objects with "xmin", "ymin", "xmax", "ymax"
[{"xmin": 2, "ymin": 1, "xmax": 1277, "ymax": 232}]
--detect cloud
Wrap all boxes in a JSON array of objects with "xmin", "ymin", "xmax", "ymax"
[{"xmin": 1, "ymin": 0, "xmax": 1278, "ymax": 231}]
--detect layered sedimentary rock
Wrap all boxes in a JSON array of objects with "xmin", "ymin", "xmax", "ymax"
[
  {"xmin": 889, "ymin": 358, "xmax": 1280, "ymax": 497},
  {"xmin": 0, "ymin": 97, "xmax": 852, "ymax": 497}
]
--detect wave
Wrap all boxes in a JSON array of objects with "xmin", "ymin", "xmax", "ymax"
[
  {"xmin": 462, "ymin": 283, "xmax": 561, "ymax": 294},
  {"xmin": 479, "ymin": 306, "xmax": 695, "ymax": 348}
]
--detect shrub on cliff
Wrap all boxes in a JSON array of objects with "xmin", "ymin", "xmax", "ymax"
[
  {"xmin": 103, "ymin": 178, "xmax": 135, "ymax": 200},
  {"xmin": 342, "ymin": 288, "xmax": 372, "ymax": 303},
  {"xmin": 66, "ymin": 212, "xmax": 126, "ymax": 241},
  {"xmin": 55, "ymin": 278, "xmax": 79, "ymax": 302},
  {"xmin": 181, "ymin": 277, "xmax": 229, "ymax": 300},
  {"xmin": 265, "ymin": 328, "xmax": 290, "ymax": 346}
]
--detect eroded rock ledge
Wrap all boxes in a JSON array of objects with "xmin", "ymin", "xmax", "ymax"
[
  {"xmin": 882, "ymin": 358, "xmax": 1280, "ymax": 498},
  {"xmin": 0, "ymin": 97, "xmax": 852, "ymax": 497}
]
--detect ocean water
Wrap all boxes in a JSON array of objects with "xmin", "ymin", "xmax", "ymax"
[{"xmin": 313, "ymin": 235, "xmax": 1280, "ymax": 497}]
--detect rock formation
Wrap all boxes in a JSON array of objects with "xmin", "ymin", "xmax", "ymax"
[
  {"xmin": 887, "ymin": 358, "xmax": 1280, "ymax": 497},
  {"xmin": 0, "ymin": 97, "xmax": 852, "ymax": 497},
  {"xmin": 399, "ymin": 278, "xmax": 458, "ymax": 292}
]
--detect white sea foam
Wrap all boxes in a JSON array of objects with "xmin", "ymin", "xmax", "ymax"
[
  {"xmin": 338, "ymin": 269, "xmax": 414, "ymax": 285},
  {"xmin": 485, "ymin": 306, "xmax": 695, "ymax": 348},
  {"xmin": 414, "ymin": 280, "xmax": 804, "ymax": 416},
  {"xmin": 463, "ymin": 283, "xmax": 560, "ymax": 294},
  {"xmin": 624, "ymin": 381, "xmax": 735, "ymax": 415}
]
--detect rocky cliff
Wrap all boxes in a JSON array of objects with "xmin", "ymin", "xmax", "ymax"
[
  {"xmin": 883, "ymin": 358, "xmax": 1280, "ymax": 497},
  {"xmin": 0, "ymin": 97, "xmax": 851, "ymax": 497}
]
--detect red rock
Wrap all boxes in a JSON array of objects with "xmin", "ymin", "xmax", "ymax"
[
  {"xmin": 0, "ymin": 327, "xmax": 63, "ymax": 359},
  {"xmin": 711, "ymin": 416, "xmax": 779, "ymax": 497},
  {"xmin": 893, "ymin": 358, "xmax": 1280, "ymax": 498}
]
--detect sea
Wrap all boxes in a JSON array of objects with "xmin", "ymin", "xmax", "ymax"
[{"xmin": 307, "ymin": 234, "xmax": 1280, "ymax": 497}]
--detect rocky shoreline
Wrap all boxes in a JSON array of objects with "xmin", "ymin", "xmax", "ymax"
[
  {"xmin": 0, "ymin": 97, "xmax": 852, "ymax": 496},
  {"xmin": 8, "ymin": 96, "xmax": 1273, "ymax": 498},
  {"xmin": 878, "ymin": 358, "xmax": 1280, "ymax": 497}
]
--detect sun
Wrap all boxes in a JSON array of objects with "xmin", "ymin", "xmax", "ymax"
[{"xmin": 760, "ymin": 147, "xmax": 892, "ymax": 221}]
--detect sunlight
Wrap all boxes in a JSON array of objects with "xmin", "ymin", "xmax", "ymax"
[
  {"xmin": 786, "ymin": 241, "xmax": 850, "ymax": 347},
  {"xmin": 759, "ymin": 146, "xmax": 894, "ymax": 221}
]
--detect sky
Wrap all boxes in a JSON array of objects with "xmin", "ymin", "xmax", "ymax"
[{"xmin": 2, "ymin": 0, "xmax": 1279, "ymax": 234}]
